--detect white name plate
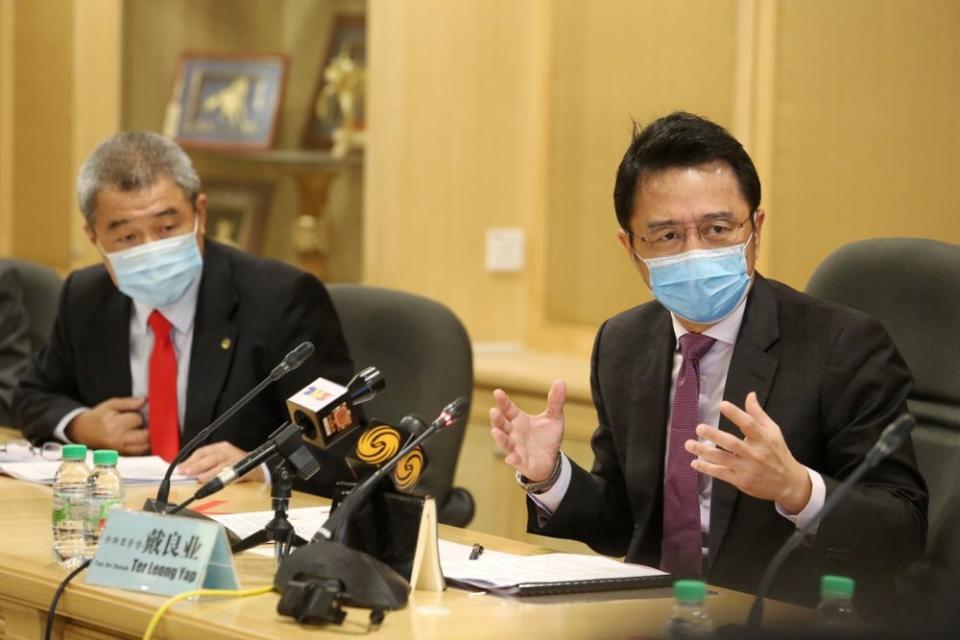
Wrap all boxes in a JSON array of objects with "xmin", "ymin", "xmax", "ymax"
[{"xmin": 86, "ymin": 510, "xmax": 239, "ymax": 597}]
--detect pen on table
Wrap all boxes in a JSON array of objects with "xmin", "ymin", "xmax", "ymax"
[{"xmin": 469, "ymin": 543, "xmax": 484, "ymax": 560}]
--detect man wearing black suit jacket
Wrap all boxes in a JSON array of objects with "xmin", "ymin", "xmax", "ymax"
[
  {"xmin": 14, "ymin": 132, "xmax": 354, "ymax": 493},
  {"xmin": 489, "ymin": 112, "xmax": 926, "ymax": 614}
]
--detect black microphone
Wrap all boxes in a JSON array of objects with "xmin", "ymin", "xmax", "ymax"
[
  {"xmin": 191, "ymin": 368, "xmax": 387, "ymax": 502},
  {"xmin": 270, "ymin": 341, "xmax": 315, "ymax": 380},
  {"xmin": 316, "ymin": 396, "xmax": 469, "ymax": 544},
  {"xmin": 145, "ymin": 341, "xmax": 314, "ymax": 512},
  {"xmin": 348, "ymin": 366, "xmax": 386, "ymax": 405},
  {"xmin": 191, "ymin": 421, "xmax": 321, "ymax": 501},
  {"xmin": 745, "ymin": 413, "xmax": 916, "ymax": 629}
]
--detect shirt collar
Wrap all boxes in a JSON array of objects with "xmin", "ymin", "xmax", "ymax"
[
  {"xmin": 131, "ymin": 275, "xmax": 202, "ymax": 335},
  {"xmin": 670, "ymin": 287, "xmax": 749, "ymax": 348}
]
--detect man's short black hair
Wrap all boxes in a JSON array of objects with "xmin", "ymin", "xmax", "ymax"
[{"xmin": 612, "ymin": 111, "xmax": 761, "ymax": 231}]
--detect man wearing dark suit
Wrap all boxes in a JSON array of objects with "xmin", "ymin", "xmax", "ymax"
[
  {"xmin": 14, "ymin": 131, "xmax": 355, "ymax": 493},
  {"xmin": 489, "ymin": 112, "xmax": 927, "ymax": 614},
  {"xmin": 0, "ymin": 265, "xmax": 31, "ymax": 425}
]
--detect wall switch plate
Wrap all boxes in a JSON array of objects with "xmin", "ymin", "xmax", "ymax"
[{"xmin": 485, "ymin": 228, "xmax": 525, "ymax": 272}]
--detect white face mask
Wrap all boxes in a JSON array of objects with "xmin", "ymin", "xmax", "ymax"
[{"xmin": 100, "ymin": 218, "xmax": 203, "ymax": 308}]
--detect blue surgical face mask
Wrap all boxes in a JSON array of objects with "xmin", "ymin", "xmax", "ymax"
[
  {"xmin": 638, "ymin": 236, "xmax": 753, "ymax": 324},
  {"xmin": 101, "ymin": 218, "xmax": 203, "ymax": 309}
]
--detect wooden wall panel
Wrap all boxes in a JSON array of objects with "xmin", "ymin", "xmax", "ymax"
[
  {"xmin": 545, "ymin": 0, "xmax": 741, "ymax": 328},
  {"xmin": 770, "ymin": 0, "xmax": 960, "ymax": 288},
  {"xmin": 364, "ymin": 0, "xmax": 545, "ymax": 342}
]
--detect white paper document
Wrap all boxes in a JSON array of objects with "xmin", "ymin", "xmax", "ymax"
[
  {"xmin": 210, "ymin": 506, "xmax": 331, "ymax": 544},
  {"xmin": 438, "ymin": 539, "xmax": 666, "ymax": 592},
  {"xmin": 0, "ymin": 453, "xmax": 193, "ymax": 486}
]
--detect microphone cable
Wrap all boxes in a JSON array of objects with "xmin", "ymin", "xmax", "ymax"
[
  {"xmin": 44, "ymin": 558, "xmax": 92, "ymax": 640},
  {"xmin": 141, "ymin": 585, "xmax": 274, "ymax": 640}
]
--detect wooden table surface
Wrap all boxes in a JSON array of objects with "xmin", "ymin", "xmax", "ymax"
[{"xmin": 0, "ymin": 427, "xmax": 809, "ymax": 639}]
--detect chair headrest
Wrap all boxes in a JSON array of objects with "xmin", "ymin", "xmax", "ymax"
[{"xmin": 806, "ymin": 238, "xmax": 960, "ymax": 419}]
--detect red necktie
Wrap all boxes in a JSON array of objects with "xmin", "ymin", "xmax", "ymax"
[
  {"xmin": 148, "ymin": 310, "xmax": 180, "ymax": 462},
  {"xmin": 661, "ymin": 332, "xmax": 716, "ymax": 576}
]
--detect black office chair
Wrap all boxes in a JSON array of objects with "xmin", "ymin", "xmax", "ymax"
[
  {"xmin": 0, "ymin": 259, "xmax": 61, "ymax": 425},
  {"xmin": 326, "ymin": 284, "xmax": 475, "ymax": 527},
  {"xmin": 0, "ymin": 258, "xmax": 62, "ymax": 352},
  {"xmin": 805, "ymin": 238, "xmax": 960, "ymax": 562}
]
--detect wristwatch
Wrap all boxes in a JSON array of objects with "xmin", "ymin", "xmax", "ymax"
[{"xmin": 515, "ymin": 454, "xmax": 563, "ymax": 495}]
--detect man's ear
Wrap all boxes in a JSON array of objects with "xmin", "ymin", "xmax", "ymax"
[
  {"xmin": 617, "ymin": 229, "xmax": 644, "ymax": 268},
  {"xmin": 84, "ymin": 222, "xmax": 97, "ymax": 246},
  {"xmin": 752, "ymin": 208, "xmax": 765, "ymax": 249},
  {"xmin": 617, "ymin": 229, "xmax": 636, "ymax": 261},
  {"xmin": 617, "ymin": 228, "xmax": 652, "ymax": 287},
  {"xmin": 195, "ymin": 193, "xmax": 208, "ymax": 239},
  {"xmin": 750, "ymin": 208, "xmax": 765, "ymax": 266}
]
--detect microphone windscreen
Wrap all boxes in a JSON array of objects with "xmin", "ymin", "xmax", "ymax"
[
  {"xmin": 399, "ymin": 414, "xmax": 428, "ymax": 436},
  {"xmin": 286, "ymin": 341, "xmax": 315, "ymax": 369},
  {"xmin": 271, "ymin": 341, "xmax": 315, "ymax": 379}
]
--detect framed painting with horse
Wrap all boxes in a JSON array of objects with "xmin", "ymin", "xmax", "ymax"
[{"xmin": 164, "ymin": 52, "xmax": 288, "ymax": 151}]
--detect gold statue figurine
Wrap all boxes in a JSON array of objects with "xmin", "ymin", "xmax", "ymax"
[{"xmin": 316, "ymin": 43, "xmax": 366, "ymax": 157}]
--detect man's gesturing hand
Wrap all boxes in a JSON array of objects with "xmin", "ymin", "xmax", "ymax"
[
  {"xmin": 489, "ymin": 379, "xmax": 566, "ymax": 482},
  {"xmin": 685, "ymin": 391, "xmax": 812, "ymax": 514}
]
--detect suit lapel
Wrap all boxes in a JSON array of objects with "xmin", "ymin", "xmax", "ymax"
[
  {"xmin": 182, "ymin": 243, "xmax": 237, "ymax": 442},
  {"xmin": 626, "ymin": 307, "xmax": 674, "ymax": 558},
  {"xmin": 707, "ymin": 275, "xmax": 780, "ymax": 574},
  {"xmin": 88, "ymin": 286, "xmax": 133, "ymax": 399}
]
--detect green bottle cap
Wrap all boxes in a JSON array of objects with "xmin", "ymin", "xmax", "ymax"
[
  {"xmin": 820, "ymin": 575, "xmax": 855, "ymax": 599},
  {"xmin": 62, "ymin": 444, "xmax": 88, "ymax": 460},
  {"xmin": 93, "ymin": 449, "xmax": 119, "ymax": 465},
  {"xmin": 673, "ymin": 579, "xmax": 707, "ymax": 604}
]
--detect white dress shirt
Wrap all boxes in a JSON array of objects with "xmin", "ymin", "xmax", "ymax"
[{"xmin": 531, "ymin": 293, "xmax": 826, "ymax": 537}]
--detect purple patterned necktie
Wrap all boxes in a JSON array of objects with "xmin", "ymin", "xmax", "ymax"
[{"xmin": 661, "ymin": 332, "xmax": 716, "ymax": 576}]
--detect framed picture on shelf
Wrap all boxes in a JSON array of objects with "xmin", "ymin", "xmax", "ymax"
[
  {"xmin": 302, "ymin": 14, "xmax": 366, "ymax": 154},
  {"xmin": 202, "ymin": 180, "xmax": 274, "ymax": 255},
  {"xmin": 165, "ymin": 52, "xmax": 288, "ymax": 150}
]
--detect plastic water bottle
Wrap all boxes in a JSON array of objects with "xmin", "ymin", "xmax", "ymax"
[
  {"xmin": 84, "ymin": 449, "xmax": 125, "ymax": 556},
  {"xmin": 816, "ymin": 575, "xmax": 858, "ymax": 629},
  {"xmin": 51, "ymin": 444, "xmax": 90, "ymax": 569},
  {"xmin": 665, "ymin": 579, "xmax": 715, "ymax": 639}
]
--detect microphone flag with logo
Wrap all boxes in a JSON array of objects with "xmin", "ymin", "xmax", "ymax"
[
  {"xmin": 351, "ymin": 418, "xmax": 429, "ymax": 492},
  {"xmin": 286, "ymin": 367, "xmax": 385, "ymax": 450}
]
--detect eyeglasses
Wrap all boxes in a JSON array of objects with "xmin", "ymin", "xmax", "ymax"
[
  {"xmin": 0, "ymin": 439, "xmax": 63, "ymax": 462},
  {"xmin": 630, "ymin": 213, "xmax": 754, "ymax": 257}
]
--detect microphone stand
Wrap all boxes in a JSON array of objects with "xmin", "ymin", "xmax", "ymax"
[
  {"xmin": 174, "ymin": 420, "xmax": 322, "ymax": 558},
  {"xmin": 273, "ymin": 397, "xmax": 469, "ymax": 625},
  {"xmin": 144, "ymin": 374, "xmax": 277, "ymax": 513},
  {"xmin": 226, "ymin": 423, "xmax": 320, "ymax": 559},
  {"xmin": 145, "ymin": 340, "xmax": 314, "ymax": 513},
  {"xmin": 231, "ymin": 461, "xmax": 307, "ymax": 563},
  {"xmin": 319, "ymin": 412, "xmax": 453, "ymax": 544},
  {"xmin": 745, "ymin": 462, "xmax": 872, "ymax": 629}
]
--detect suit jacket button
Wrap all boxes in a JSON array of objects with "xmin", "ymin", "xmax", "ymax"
[{"xmin": 220, "ymin": 338, "xmax": 232, "ymax": 350}]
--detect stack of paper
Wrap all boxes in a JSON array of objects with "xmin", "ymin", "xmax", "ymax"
[
  {"xmin": 210, "ymin": 506, "xmax": 331, "ymax": 543},
  {"xmin": 0, "ymin": 453, "xmax": 193, "ymax": 485},
  {"xmin": 437, "ymin": 539, "xmax": 667, "ymax": 594}
]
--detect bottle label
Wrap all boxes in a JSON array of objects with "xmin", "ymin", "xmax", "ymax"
[
  {"xmin": 87, "ymin": 497, "xmax": 123, "ymax": 532},
  {"xmin": 53, "ymin": 493, "xmax": 85, "ymax": 524}
]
